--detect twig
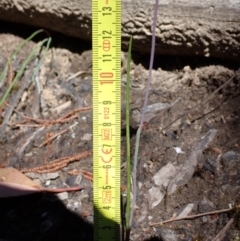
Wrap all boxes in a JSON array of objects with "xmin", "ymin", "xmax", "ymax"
[
  {"xmin": 0, "ymin": 102, "xmax": 7, "ymax": 119},
  {"xmin": 39, "ymin": 122, "xmax": 78, "ymax": 147},
  {"xmin": 13, "ymin": 123, "xmax": 46, "ymax": 128},
  {"xmin": 58, "ymin": 106, "xmax": 92, "ymax": 120},
  {"xmin": 16, "ymin": 126, "xmax": 45, "ymax": 159},
  {"xmin": 14, "ymin": 114, "xmax": 78, "ymax": 126},
  {"xmin": 66, "ymin": 71, "xmax": 86, "ymax": 81},
  {"xmin": 33, "ymin": 37, "xmax": 51, "ymax": 114},
  {"xmin": 2, "ymin": 74, "xmax": 31, "ymax": 126},
  {"xmin": 162, "ymin": 68, "xmax": 240, "ymax": 131},
  {"xmin": 150, "ymin": 205, "xmax": 239, "ymax": 226},
  {"xmin": 32, "ymin": 51, "xmax": 43, "ymax": 118},
  {"xmin": 11, "ymin": 106, "xmax": 91, "ymax": 127},
  {"xmin": 68, "ymin": 169, "xmax": 93, "ymax": 181},
  {"xmin": 21, "ymin": 150, "xmax": 92, "ymax": 173},
  {"xmin": 212, "ymin": 218, "xmax": 234, "ymax": 241},
  {"xmin": 4, "ymin": 50, "xmax": 13, "ymax": 86},
  {"xmin": 0, "ymin": 56, "xmax": 8, "ymax": 89}
]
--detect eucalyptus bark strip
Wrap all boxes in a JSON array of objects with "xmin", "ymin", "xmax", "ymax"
[{"xmin": 0, "ymin": 0, "xmax": 240, "ymax": 60}]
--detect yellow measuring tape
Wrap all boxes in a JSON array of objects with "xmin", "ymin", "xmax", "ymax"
[{"xmin": 92, "ymin": 0, "xmax": 121, "ymax": 240}]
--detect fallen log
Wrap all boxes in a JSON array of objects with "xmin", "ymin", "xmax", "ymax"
[{"xmin": 0, "ymin": 0, "xmax": 240, "ymax": 60}]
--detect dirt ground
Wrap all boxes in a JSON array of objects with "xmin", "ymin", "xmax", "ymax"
[{"xmin": 0, "ymin": 21, "xmax": 240, "ymax": 241}]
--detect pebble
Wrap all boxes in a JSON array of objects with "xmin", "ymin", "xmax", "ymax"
[
  {"xmin": 183, "ymin": 66, "xmax": 191, "ymax": 72},
  {"xmin": 86, "ymin": 215, "xmax": 94, "ymax": 223},
  {"xmin": 145, "ymin": 182, "xmax": 153, "ymax": 189},
  {"xmin": 160, "ymin": 228, "xmax": 180, "ymax": 241},
  {"xmin": 25, "ymin": 172, "xmax": 60, "ymax": 182},
  {"xmin": 221, "ymin": 151, "xmax": 239, "ymax": 165},
  {"xmin": 65, "ymin": 173, "xmax": 83, "ymax": 186},
  {"xmin": 56, "ymin": 192, "xmax": 68, "ymax": 200},
  {"xmin": 177, "ymin": 203, "xmax": 194, "ymax": 218}
]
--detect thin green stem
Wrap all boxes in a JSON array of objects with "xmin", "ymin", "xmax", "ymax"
[
  {"xmin": 129, "ymin": 0, "xmax": 159, "ymax": 228},
  {"xmin": 126, "ymin": 36, "xmax": 133, "ymax": 232},
  {"xmin": 36, "ymin": 37, "xmax": 51, "ymax": 75},
  {"xmin": 0, "ymin": 30, "xmax": 43, "ymax": 84},
  {"xmin": 33, "ymin": 37, "xmax": 52, "ymax": 85},
  {"xmin": 0, "ymin": 38, "xmax": 49, "ymax": 108}
]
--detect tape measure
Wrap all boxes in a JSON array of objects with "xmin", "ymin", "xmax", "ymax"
[{"xmin": 92, "ymin": 0, "xmax": 121, "ymax": 241}]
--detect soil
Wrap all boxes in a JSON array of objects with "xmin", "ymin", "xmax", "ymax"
[{"xmin": 0, "ymin": 21, "xmax": 240, "ymax": 241}]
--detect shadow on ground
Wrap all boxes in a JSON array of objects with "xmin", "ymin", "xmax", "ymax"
[{"xmin": 0, "ymin": 193, "xmax": 162, "ymax": 241}]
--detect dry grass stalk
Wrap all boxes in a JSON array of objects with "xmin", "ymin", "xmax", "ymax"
[
  {"xmin": 21, "ymin": 150, "xmax": 92, "ymax": 173},
  {"xmin": 12, "ymin": 106, "xmax": 92, "ymax": 127},
  {"xmin": 150, "ymin": 205, "xmax": 240, "ymax": 226},
  {"xmin": 39, "ymin": 127, "xmax": 70, "ymax": 147},
  {"xmin": 68, "ymin": 169, "xmax": 93, "ymax": 181}
]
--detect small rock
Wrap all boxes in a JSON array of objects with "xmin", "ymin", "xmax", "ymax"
[
  {"xmin": 193, "ymin": 76, "xmax": 201, "ymax": 86},
  {"xmin": 160, "ymin": 228, "xmax": 180, "ymax": 241},
  {"xmin": 146, "ymin": 102, "xmax": 170, "ymax": 114},
  {"xmin": 67, "ymin": 201, "xmax": 81, "ymax": 211},
  {"xmin": 173, "ymin": 147, "xmax": 185, "ymax": 154},
  {"xmin": 25, "ymin": 172, "xmax": 59, "ymax": 182},
  {"xmin": 201, "ymin": 216, "xmax": 208, "ymax": 223},
  {"xmin": 148, "ymin": 186, "xmax": 165, "ymax": 209},
  {"xmin": 221, "ymin": 151, "xmax": 239, "ymax": 164},
  {"xmin": 198, "ymin": 197, "xmax": 215, "ymax": 214},
  {"xmin": 177, "ymin": 203, "xmax": 194, "ymax": 218},
  {"xmin": 153, "ymin": 163, "xmax": 179, "ymax": 187},
  {"xmin": 183, "ymin": 66, "xmax": 191, "ymax": 72},
  {"xmin": 137, "ymin": 203, "xmax": 148, "ymax": 223},
  {"xmin": 65, "ymin": 173, "xmax": 83, "ymax": 186},
  {"xmin": 56, "ymin": 192, "xmax": 68, "ymax": 200},
  {"xmin": 81, "ymin": 133, "xmax": 92, "ymax": 141},
  {"xmin": 164, "ymin": 130, "xmax": 179, "ymax": 140},
  {"xmin": 86, "ymin": 215, "xmax": 94, "ymax": 223},
  {"xmin": 145, "ymin": 182, "xmax": 153, "ymax": 189}
]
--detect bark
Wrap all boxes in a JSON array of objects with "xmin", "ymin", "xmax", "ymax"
[{"xmin": 0, "ymin": 0, "xmax": 240, "ymax": 60}]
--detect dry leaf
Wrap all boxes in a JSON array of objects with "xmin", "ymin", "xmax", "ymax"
[
  {"xmin": 0, "ymin": 167, "xmax": 85, "ymax": 198},
  {"xmin": 0, "ymin": 167, "xmax": 41, "ymax": 197}
]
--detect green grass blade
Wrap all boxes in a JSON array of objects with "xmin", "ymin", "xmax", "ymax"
[
  {"xmin": 32, "ymin": 37, "xmax": 52, "ymax": 83},
  {"xmin": 129, "ymin": 0, "xmax": 159, "ymax": 229},
  {"xmin": 0, "ymin": 29, "xmax": 43, "ymax": 84},
  {"xmin": 37, "ymin": 37, "xmax": 51, "ymax": 73},
  {"xmin": 126, "ymin": 36, "xmax": 133, "ymax": 232},
  {"xmin": 0, "ymin": 38, "xmax": 49, "ymax": 108}
]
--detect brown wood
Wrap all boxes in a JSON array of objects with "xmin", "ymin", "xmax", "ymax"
[{"xmin": 0, "ymin": 0, "xmax": 240, "ymax": 60}]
